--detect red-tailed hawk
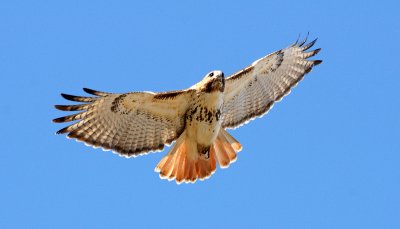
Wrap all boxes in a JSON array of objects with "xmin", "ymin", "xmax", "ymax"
[{"xmin": 54, "ymin": 37, "xmax": 322, "ymax": 184}]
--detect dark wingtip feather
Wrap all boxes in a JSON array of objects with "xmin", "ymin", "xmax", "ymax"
[
  {"xmin": 61, "ymin": 93, "xmax": 95, "ymax": 102},
  {"xmin": 54, "ymin": 104, "xmax": 88, "ymax": 111},
  {"xmin": 66, "ymin": 131, "xmax": 76, "ymax": 138},
  {"xmin": 56, "ymin": 126, "xmax": 70, "ymax": 134},
  {"xmin": 83, "ymin": 88, "xmax": 109, "ymax": 96},
  {"xmin": 55, "ymin": 105, "xmax": 71, "ymax": 111},
  {"xmin": 304, "ymin": 60, "xmax": 322, "ymax": 74},
  {"xmin": 53, "ymin": 116, "xmax": 67, "ymax": 123},
  {"xmin": 61, "ymin": 93, "xmax": 79, "ymax": 101},
  {"xmin": 304, "ymin": 48, "xmax": 322, "ymax": 59},
  {"xmin": 83, "ymin": 88, "xmax": 98, "ymax": 95},
  {"xmin": 53, "ymin": 112, "xmax": 84, "ymax": 123},
  {"xmin": 313, "ymin": 60, "xmax": 323, "ymax": 66},
  {"xmin": 313, "ymin": 48, "xmax": 322, "ymax": 55},
  {"xmin": 298, "ymin": 32, "xmax": 310, "ymax": 47},
  {"xmin": 302, "ymin": 38, "xmax": 318, "ymax": 51}
]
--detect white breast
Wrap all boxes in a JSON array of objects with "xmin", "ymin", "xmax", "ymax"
[{"xmin": 186, "ymin": 91, "xmax": 224, "ymax": 146}]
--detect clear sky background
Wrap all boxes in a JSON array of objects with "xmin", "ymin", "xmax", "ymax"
[{"xmin": 1, "ymin": 0, "xmax": 399, "ymax": 228}]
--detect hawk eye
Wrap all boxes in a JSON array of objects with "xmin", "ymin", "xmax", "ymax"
[{"xmin": 208, "ymin": 72, "xmax": 214, "ymax": 77}]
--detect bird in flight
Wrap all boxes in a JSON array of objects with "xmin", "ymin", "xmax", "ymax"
[{"xmin": 54, "ymin": 36, "xmax": 322, "ymax": 184}]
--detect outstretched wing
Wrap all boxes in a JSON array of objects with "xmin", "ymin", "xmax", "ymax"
[
  {"xmin": 53, "ymin": 88, "xmax": 194, "ymax": 157},
  {"xmin": 222, "ymin": 37, "xmax": 322, "ymax": 129}
]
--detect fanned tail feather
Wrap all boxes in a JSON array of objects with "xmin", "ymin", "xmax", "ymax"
[
  {"xmin": 216, "ymin": 129, "xmax": 242, "ymax": 167},
  {"xmin": 155, "ymin": 129, "xmax": 242, "ymax": 184}
]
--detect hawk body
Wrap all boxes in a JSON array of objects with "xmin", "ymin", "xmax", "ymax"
[
  {"xmin": 186, "ymin": 72, "xmax": 224, "ymax": 152},
  {"xmin": 54, "ymin": 37, "xmax": 322, "ymax": 183}
]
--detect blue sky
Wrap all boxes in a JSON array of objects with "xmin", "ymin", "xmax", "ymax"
[{"xmin": 1, "ymin": 0, "xmax": 399, "ymax": 228}]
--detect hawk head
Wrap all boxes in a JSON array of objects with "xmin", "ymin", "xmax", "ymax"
[{"xmin": 193, "ymin": 70, "xmax": 225, "ymax": 93}]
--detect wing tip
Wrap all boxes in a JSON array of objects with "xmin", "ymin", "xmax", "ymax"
[
  {"xmin": 292, "ymin": 33, "xmax": 319, "ymax": 51},
  {"xmin": 52, "ymin": 116, "xmax": 67, "ymax": 123},
  {"xmin": 298, "ymin": 32, "xmax": 310, "ymax": 47},
  {"xmin": 60, "ymin": 92, "xmax": 99, "ymax": 103},
  {"xmin": 313, "ymin": 60, "xmax": 323, "ymax": 66},
  {"xmin": 302, "ymin": 38, "xmax": 318, "ymax": 51},
  {"xmin": 83, "ymin": 87, "xmax": 96, "ymax": 94},
  {"xmin": 83, "ymin": 88, "xmax": 110, "ymax": 96},
  {"xmin": 54, "ymin": 105, "xmax": 71, "ymax": 111},
  {"xmin": 60, "ymin": 93, "xmax": 77, "ymax": 101},
  {"xmin": 55, "ymin": 126, "xmax": 69, "ymax": 134},
  {"xmin": 313, "ymin": 48, "xmax": 322, "ymax": 55},
  {"xmin": 54, "ymin": 104, "xmax": 88, "ymax": 111}
]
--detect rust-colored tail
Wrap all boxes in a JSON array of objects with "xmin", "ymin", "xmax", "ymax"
[{"xmin": 155, "ymin": 129, "xmax": 242, "ymax": 184}]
